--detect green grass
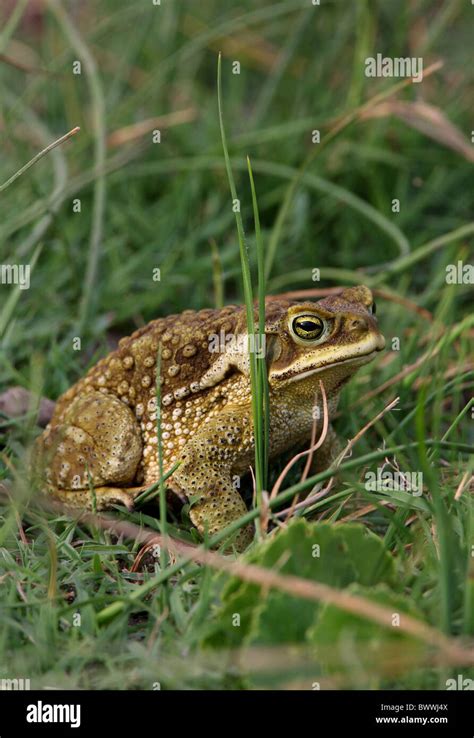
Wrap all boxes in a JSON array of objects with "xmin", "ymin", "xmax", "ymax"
[
  {"xmin": 217, "ymin": 52, "xmax": 268, "ymax": 532},
  {"xmin": 0, "ymin": 0, "xmax": 473, "ymax": 689}
]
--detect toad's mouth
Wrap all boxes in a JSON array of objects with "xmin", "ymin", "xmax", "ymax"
[{"xmin": 280, "ymin": 350, "xmax": 381, "ymax": 384}]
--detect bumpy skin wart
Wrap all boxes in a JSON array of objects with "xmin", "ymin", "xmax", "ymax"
[{"xmin": 34, "ymin": 287, "xmax": 384, "ymax": 552}]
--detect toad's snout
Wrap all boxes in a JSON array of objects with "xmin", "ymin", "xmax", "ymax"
[
  {"xmin": 346, "ymin": 315, "xmax": 385, "ymax": 351},
  {"xmin": 374, "ymin": 332, "xmax": 386, "ymax": 351}
]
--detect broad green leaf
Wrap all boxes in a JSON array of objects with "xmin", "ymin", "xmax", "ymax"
[
  {"xmin": 307, "ymin": 584, "xmax": 426, "ymax": 686},
  {"xmin": 203, "ymin": 520, "xmax": 395, "ymax": 648}
]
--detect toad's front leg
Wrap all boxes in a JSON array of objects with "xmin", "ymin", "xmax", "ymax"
[{"xmin": 172, "ymin": 408, "xmax": 255, "ymax": 552}]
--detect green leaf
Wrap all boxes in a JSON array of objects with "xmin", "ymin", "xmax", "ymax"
[
  {"xmin": 338, "ymin": 524, "xmax": 396, "ymax": 586},
  {"xmin": 202, "ymin": 520, "xmax": 395, "ymax": 648},
  {"xmin": 306, "ymin": 584, "xmax": 426, "ymax": 686}
]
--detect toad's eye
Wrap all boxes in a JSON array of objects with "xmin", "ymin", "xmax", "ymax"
[
  {"xmin": 292, "ymin": 315, "xmax": 325, "ymax": 340},
  {"xmin": 369, "ymin": 301, "xmax": 377, "ymax": 315}
]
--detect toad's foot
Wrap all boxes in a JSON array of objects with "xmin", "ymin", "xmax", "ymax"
[{"xmin": 45, "ymin": 484, "xmax": 148, "ymax": 511}]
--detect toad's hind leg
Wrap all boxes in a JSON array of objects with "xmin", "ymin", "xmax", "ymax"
[
  {"xmin": 34, "ymin": 390, "xmax": 143, "ymax": 510},
  {"xmin": 173, "ymin": 410, "xmax": 255, "ymax": 552}
]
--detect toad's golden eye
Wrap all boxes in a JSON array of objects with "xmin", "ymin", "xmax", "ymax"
[{"xmin": 292, "ymin": 315, "xmax": 325, "ymax": 340}]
